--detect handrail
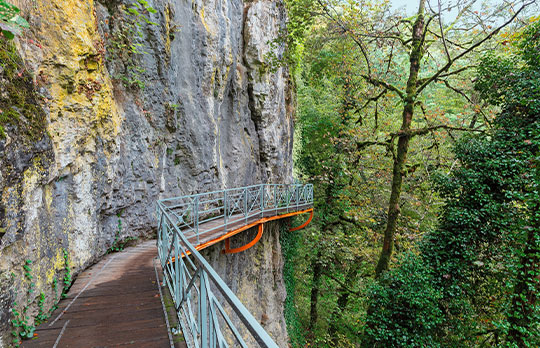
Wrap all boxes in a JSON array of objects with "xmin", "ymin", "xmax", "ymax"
[
  {"xmin": 158, "ymin": 184, "xmax": 313, "ymax": 245},
  {"xmin": 156, "ymin": 183, "xmax": 313, "ymax": 347}
]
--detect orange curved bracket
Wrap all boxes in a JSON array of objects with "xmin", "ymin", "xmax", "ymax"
[
  {"xmin": 222, "ymin": 223, "xmax": 264, "ymax": 254},
  {"xmin": 289, "ymin": 210, "xmax": 313, "ymax": 232},
  {"xmin": 168, "ymin": 207, "xmax": 315, "ymax": 262}
]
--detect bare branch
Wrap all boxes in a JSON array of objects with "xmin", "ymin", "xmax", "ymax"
[
  {"xmin": 356, "ymin": 140, "xmax": 393, "ymax": 151},
  {"xmin": 360, "ymin": 74, "xmax": 404, "ymax": 99},
  {"xmin": 438, "ymin": 0, "xmax": 451, "ymax": 61},
  {"xmin": 393, "ymin": 124, "xmax": 485, "ymax": 138},
  {"xmin": 316, "ymin": 0, "xmax": 373, "ymax": 76},
  {"xmin": 322, "ymin": 270, "xmax": 361, "ymax": 296},
  {"xmin": 417, "ymin": 1, "xmax": 535, "ymax": 95},
  {"xmin": 417, "ymin": 65, "xmax": 475, "ymax": 85},
  {"xmin": 427, "ymin": 29, "xmax": 472, "ymax": 49},
  {"xmin": 355, "ymin": 90, "xmax": 386, "ymax": 125}
]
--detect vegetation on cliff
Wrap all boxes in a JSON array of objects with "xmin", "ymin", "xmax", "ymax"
[
  {"xmin": 0, "ymin": 0, "xmax": 28, "ymax": 40},
  {"xmin": 0, "ymin": 39, "xmax": 47, "ymax": 141}
]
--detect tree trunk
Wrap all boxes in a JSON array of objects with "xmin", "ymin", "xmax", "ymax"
[
  {"xmin": 328, "ymin": 259, "xmax": 362, "ymax": 342},
  {"xmin": 308, "ymin": 252, "xmax": 323, "ymax": 331},
  {"xmin": 375, "ymin": 0, "xmax": 425, "ymax": 277}
]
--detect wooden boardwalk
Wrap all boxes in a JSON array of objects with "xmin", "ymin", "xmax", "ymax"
[
  {"xmin": 23, "ymin": 241, "xmax": 183, "ymax": 348},
  {"xmin": 21, "ymin": 202, "xmax": 314, "ymax": 347},
  {"xmin": 180, "ymin": 205, "xmax": 313, "ymax": 250}
]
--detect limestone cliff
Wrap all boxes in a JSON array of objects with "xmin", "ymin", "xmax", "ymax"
[
  {"xmin": 201, "ymin": 221, "xmax": 289, "ymax": 347},
  {"xmin": 0, "ymin": 0, "xmax": 294, "ymax": 345}
]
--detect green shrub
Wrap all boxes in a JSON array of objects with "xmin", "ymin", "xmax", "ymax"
[{"xmin": 364, "ymin": 252, "xmax": 444, "ymax": 347}]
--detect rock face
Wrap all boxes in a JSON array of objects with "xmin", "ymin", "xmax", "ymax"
[
  {"xmin": 0, "ymin": 0, "xmax": 294, "ymax": 345},
  {"xmin": 201, "ymin": 221, "xmax": 288, "ymax": 347}
]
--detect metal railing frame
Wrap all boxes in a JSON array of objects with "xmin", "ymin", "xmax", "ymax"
[
  {"xmin": 156, "ymin": 183, "xmax": 313, "ymax": 348},
  {"xmin": 159, "ymin": 184, "xmax": 313, "ymax": 244}
]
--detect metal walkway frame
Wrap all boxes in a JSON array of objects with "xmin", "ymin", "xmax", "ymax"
[{"xmin": 156, "ymin": 183, "xmax": 313, "ymax": 348}]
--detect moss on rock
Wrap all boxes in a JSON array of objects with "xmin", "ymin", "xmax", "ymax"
[{"xmin": 0, "ymin": 39, "xmax": 48, "ymax": 141}]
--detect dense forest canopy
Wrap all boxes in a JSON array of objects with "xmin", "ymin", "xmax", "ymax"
[{"xmin": 281, "ymin": 0, "xmax": 540, "ymax": 346}]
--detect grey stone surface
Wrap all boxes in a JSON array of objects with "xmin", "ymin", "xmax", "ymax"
[
  {"xmin": 200, "ymin": 220, "xmax": 288, "ymax": 347},
  {"xmin": 0, "ymin": 0, "xmax": 293, "ymax": 345}
]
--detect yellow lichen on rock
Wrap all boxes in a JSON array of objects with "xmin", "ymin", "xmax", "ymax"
[
  {"xmin": 46, "ymin": 249, "xmax": 66, "ymax": 284},
  {"xmin": 28, "ymin": 0, "xmax": 121, "ymax": 172}
]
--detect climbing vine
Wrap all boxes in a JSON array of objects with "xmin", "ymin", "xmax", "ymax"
[
  {"xmin": 280, "ymin": 220, "xmax": 306, "ymax": 348},
  {"xmin": 108, "ymin": 212, "xmax": 137, "ymax": 253},
  {"xmin": 62, "ymin": 249, "xmax": 72, "ymax": 299},
  {"xmin": 10, "ymin": 249, "xmax": 75, "ymax": 346},
  {"xmin": 10, "ymin": 260, "xmax": 36, "ymax": 347},
  {"xmin": 48, "ymin": 277, "xmax": 59, "ymax": 316},
  {"xmin": 105, "ymin": 0, "xmax": 158, "ymax": 90}
]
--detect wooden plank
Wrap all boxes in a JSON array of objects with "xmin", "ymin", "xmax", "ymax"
[{"xmin": 22, "ymin": 241, "xmax": 184, "ymax": 348}]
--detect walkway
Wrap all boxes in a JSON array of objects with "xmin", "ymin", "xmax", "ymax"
[
  {"xmin": 22, "ymin": 183, "xmax": 313, "ymax": 348},
  {"xmin": 157, "ymin": 183, "xmax": 314, "ymax": 347},
  {"xmin": 24, "ymin": 241, "xmax": 182, "ymax": 348},
  {"xmin": 159, "ymin": 184, "xmax": 314, "ymax": 253}
]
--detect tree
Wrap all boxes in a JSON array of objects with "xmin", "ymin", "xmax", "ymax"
[
  {"xmin": 474, "ymin": 20, "xmax": 540, "ymax": 347},
  {"xmin": 364, "ymin": 19, "xmax": 540, "ymax": 346},
  {"xmin": 313, "ymin": 0, "xmax": 536, "ymax": 276},
  {"xmin": 363, "ymin": 252, "xmax": 444, "ymax": 347}
]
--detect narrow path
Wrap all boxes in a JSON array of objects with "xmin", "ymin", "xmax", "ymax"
[{"xmin": 23, "ymin": 241, "xmax": 182, "ymax": 348}]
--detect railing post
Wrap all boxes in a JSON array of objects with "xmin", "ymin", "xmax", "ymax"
[
  {"xmin": 224, "ymin": 190, "xmax": 228, "ymax": 231},
  {"xmin": 296, "ymin": 185, "xmax": 299, "ymax": 210},
  {"xmin": 200, "ymin": 272, "xmax": 208, "ymax": 348},
  {"xmin": 244, "ymin": 188, "xmax": 248, "ymax": 225},
  {"xmin": 174, "ymin": 233, "xmax": 180, "ymax": 304},
  {"xmin": 274, "ymin": 185, "xmax": 277, "ymax": 214},
  {"xmin": 260, "ymin": 184, "xmax": 264, "ymax": 218},
  {"xmin": 194, "ymin": 196, "xmax": 199, "ymax": 245}
]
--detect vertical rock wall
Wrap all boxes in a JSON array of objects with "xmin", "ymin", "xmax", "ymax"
[
  {"xmin": 201, "ymin": 221, "xmax": 288, "ymax": 347},
  {"xmin": 0, "ymin": 0, "xmax": 294, "ymax": 345}
]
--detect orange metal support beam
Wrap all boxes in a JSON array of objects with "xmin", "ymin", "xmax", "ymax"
[
  {"xmin": 223, "ymin": 223, "xmax": 264, "ymax": 254},
  {"xmin": 169, "ymin": 208, "xmax": 314, "ymax": 261},
  {"xmin": 289, "ymin": 210, "xmax": 313, "ymax": 232}
]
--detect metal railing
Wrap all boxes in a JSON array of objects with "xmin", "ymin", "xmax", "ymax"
[
  {"xmin": 158, "ymin": 184, "xmax": 313, "ymax": 245},
  {"xmin": 156, "ymin": 183, "xmax": 313, "ymax": 347}
]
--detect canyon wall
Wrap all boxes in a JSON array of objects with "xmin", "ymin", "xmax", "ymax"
[{"xmin": 0, "ymin": 0, "xmax": 294, "ymax": 345}]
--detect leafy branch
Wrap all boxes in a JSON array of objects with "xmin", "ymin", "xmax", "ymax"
[{"xmin": 0, "ymin": 0, "xmax": 29, "ymax": 40}]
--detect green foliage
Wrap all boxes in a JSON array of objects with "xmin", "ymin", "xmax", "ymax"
[
  {"xmin": 0, "ymin": 39, "xmax": 47, "ymax": 140},
  {"xmin": 62, "ymin": 249, "xmax": 72, "ymax": 299},
  {"xmin": 35, "ymin": 292, "xmax": 47, "ymax": 324},
  {"xmin": 365, "ymin": 20, "xmax": 540, "ymax": 347},
  {"xmin": 476, "ymin": 22, "xmax": 540, "ymax": 114},
  {"xmin": 49, "ymin": 277, "xmax": 59, "ymax": 316},
  {"xmin": 474, "ymin": 21, "xmax": 540, "ymax": 347},
  {"xmin": 10, "ymin": 260, "xmax": 36, "ymax": 345},
  {"xmin": 289, "ymin": 2, "xmax": 451, "ymax": 342},
  {"xmin": 109, "ymin": 215, "xmax": 124, "ymax": 252},
  {"xmin": 10, "ymin": 255, "xmax": 69, "ymax": 345},
  {"xmin": 0, "ymin": 0, "xmax": 29, "ymax": 40},
  {"xmin": 363, "ymin": 253, "xmax": 444, "ymax": 347},
  {"xmin": 108, "ymin": 213, "xmax": 138, "ymax": 253},
  {"xmin": 280, "ymin": 222, "xmax": 306, "ymax": 348},
  {"xmin": 106, "ymin": 0, "xmax": 158, "ymax": 90}
]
